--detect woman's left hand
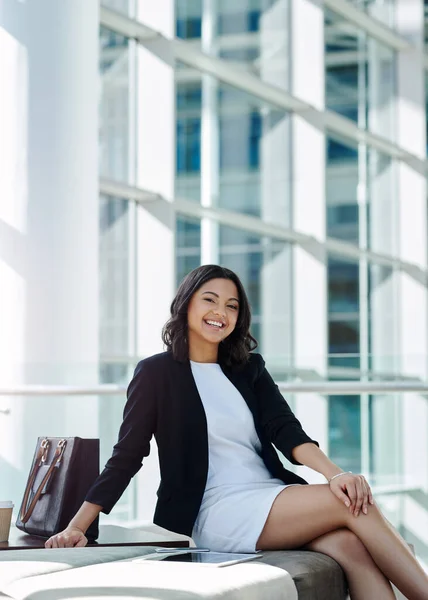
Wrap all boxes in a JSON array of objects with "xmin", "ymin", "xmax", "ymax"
[{"xmin": 329, "ymin": 473, "xmax": 374, "ymax": 517}]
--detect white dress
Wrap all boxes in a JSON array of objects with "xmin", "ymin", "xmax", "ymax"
[{"xmin": 190, "ymin": 360, "xmax": 299, "ymax": 553}]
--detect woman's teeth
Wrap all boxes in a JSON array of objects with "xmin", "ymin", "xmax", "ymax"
[{"xmin": 205, "ymin": 320, "xmax": 223, "ymax": 328}]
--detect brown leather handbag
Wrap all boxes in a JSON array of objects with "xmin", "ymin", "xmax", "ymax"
[{"xmin": 16, "ymin": 437, "xmax": 99, "ymax": 541}]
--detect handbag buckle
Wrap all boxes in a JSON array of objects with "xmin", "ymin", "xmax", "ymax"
[
  {"xmin": 40, "ymin": 439, "xmax": 49, "ymax": 463},
  {"xmin": 57, "ymin": 439, "xmax": 67, "ymax": 465}
]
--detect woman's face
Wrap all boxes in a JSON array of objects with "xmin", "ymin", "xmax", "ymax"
[{"xmin": 187, "ymin": 278, "xmax": 240, "ymax": 347}]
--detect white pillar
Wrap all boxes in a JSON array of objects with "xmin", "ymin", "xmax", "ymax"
[
  {"xmin": 259, "ymin": 0, "xmax": 293, "ymax": 372},
  {"xmin": 370, "ymin": 0, "xmax": 428, "ymax": 557},
  {"xmin": 134, "ymin": 0, "xmax": 176, "ymax": 522},
  {"xmin": 394, "ymin": 0, "xmax": 428, "ymax": 551},
  {"xmin": 367, "ymin": 30, "xmax": 400, "ymax": 484},
  {"xmin": 260, "ymin": 0, "xmax": 327, "ymax": 481},
  {"xmin": 200, "ymin": 0, "xmax": 219, "ymax": 265},
  {"xmin": 0, "ymin": 0, "xmax": 99, "ymax": 507},
  {"xmin": 290, "ymin": 0, "xmax": 328, "ymax": 481}
]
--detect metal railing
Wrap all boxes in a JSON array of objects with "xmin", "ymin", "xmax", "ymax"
[
  {"xmin": 1, "ymin": 381, "xmax": 426, "ymax": 519},
  {"xmin": 0, "ymin": 381, "xmax": 427, "ymax": 396}
]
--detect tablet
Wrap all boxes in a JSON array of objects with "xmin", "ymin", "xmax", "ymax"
[{"xmin": 140, "ymin": 551, "xmax": 263, "ymax": 568}]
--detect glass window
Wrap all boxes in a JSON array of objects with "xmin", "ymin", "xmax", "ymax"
[
  {"xmin": 368, "ymin": 263, "xmax": 396, "ymax": 375},
  {"xmin": 368, "ymin": 262, "xmax": 403, "ymax": 486},
  {"xmin": 219, "ymin": 226, "xmax": 292, "ymax": 368},
  {"xmin": 367, "ymin": 148, "xmax": 395, "ymax": 256},
  {"xmin": 176, "ymin": 216, "xmax": 201, "ymax": 286},
  {"xmin": 177, "ymin": 118, "xmax": 201, "ymax": 173},
  {"xmin": 356, "ymin": 0, "xmax": 396, "ymax": 29},
  {"xmin": 101, "ymin": 0, "xmax": 134, "ymax": 15},
  {"xmin": 219, "ymin": 110, "xmax": 261, "ymax": 170},
  {"xmin": 329, "ymin": 320, "xmax": 360, "ymax": 356},
  {"xmin": 99, "ymin": 23, "xmax": 139, "ymax": 521},
  {"xmin": 325, "ymin": 7, "xmax": 396, "ymax": 141},
  {"xmin": 328, "ymin": 258, "xmax": 360, "ymax": 367},
  {"xmin": 98, "ymin": 194, "xmax": 135, "ymax": 519},
  {"xmin": 99, "ymin": 27, "xmax": 130, "ymax": 181},
  {"xmin": 327, "ymin": 133, "xmax": 394, "ymax": 257},
  {"xmin": 176, "ymin": 75, "xmax": 290, "ymax": 219},
  {"xmin": 99, "ymin": 22, "xmax": 136, "ymax": 366},
  {"xmin": 219, "ymin": 47, "xmax": 260, "ymax": 62},
  {"xmin": 326, "ymin": 136, "xmax": 359, "ymax": 244},
  {"xmin": 99, "ymin": 195, "xmax": 132, "ymax": 360},
  {"xmin": 176, "ymin": 77, "xmax": 202, "ymax": 201},
  {"xmin": 425, "ymin": 37, "xmax": 428, "ymax": 155},
  {"xmin": 329, "ymin": 395, "xmax": 362, "ymax": 473},
  {"xmin": 176, "ymin": 16, "xmax": 202, "ymax": 39},
  {"xmin": 176, "ymin": 0, "xmax": 289, "ymax": 87},
  {"xmin": 177, "ymin": 84, "xmax": 202, "ymax": 110},
  {"xmin": 329, "ymin": 259, "xmax": 360, "ymax": 314},
  {"xmin": 176, "ymin": 0, "xmax": 202, "ymax": 39},
  {"xmin": 217, "ymin": 8, "xmax": 261, "ymax": 34}
]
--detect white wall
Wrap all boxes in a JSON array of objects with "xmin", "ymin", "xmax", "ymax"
[{"xmin": 0, "ymin": 0, "xmax": 100, "ymax": 508}]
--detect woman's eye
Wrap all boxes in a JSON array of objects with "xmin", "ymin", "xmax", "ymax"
[
  {"xmin": 228, "ymin": 305, "xmax": 238, "ymax": 310},
  {"xmin": 204, "ymin": 297, "xmax": 214, "ymax": 302}
]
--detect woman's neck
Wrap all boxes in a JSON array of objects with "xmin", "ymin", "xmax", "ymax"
[{"xmin": 188, "ymin": 345, "xmax": 218, "ymax": 364}]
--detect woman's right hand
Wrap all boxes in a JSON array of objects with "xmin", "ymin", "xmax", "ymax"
[{"xmin": 45, "ymin": 526, "xmax": 88, "ymax": 548}]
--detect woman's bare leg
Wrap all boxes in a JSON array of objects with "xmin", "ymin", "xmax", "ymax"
[
  {"xmin": 256, "ymin": 484, "xmax": 428, "ymax": 600},
  {"xmin": 304, "ymin": 528, "xmax": 395, "ymax": 600}
]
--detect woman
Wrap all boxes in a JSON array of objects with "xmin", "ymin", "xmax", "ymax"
[{"xmin": 46, "ymin": 265, "xmax": 428, "ymax": 599}]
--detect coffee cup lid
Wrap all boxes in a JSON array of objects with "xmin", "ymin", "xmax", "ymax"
[{"xmin": 0, "ymin": 501, "xmax": 14, "ymax": 508}]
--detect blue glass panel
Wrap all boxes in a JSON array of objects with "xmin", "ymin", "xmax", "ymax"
[
  {"xmin": 176, "ymin": 118, "xmax": 201, "ymax": 173},
  {"xmin": 327, "ymin": 204, "xmax": 359, "ymax": 227},
  {"xmin": 218, "ymin": 10, "xmax": 261, "ymax": 34},
  {"xmin": 327, "ymin": 138, "xmax": 358, "ymax": 162},
  {"xmin": 329, "ymin": 395, "xmax": 361, "ymax": 473},
  {"xmin": 329, "ymin": 321, "xmax": 360, "ymax": 355},
  {"xmin": 176, "ymin": 217, "xmax": 201, "ymax": 286},
  {"xmin": 177, "ymin": 86, "xmax": 202, "ymax": 110},
  {"xmin": 176, "ymin": 17, "xmax": 202, "ymax": 39},
  {"xmin": 220, "ymin": 48, "xmax": 260, "ymax": 62},
  {"xmin": 219, "ymin": 111, "xmax": 261, "ymax": 170},
  {"xmin": 329, "ymin": 260, "xmax": 360, "ymax": 314}
]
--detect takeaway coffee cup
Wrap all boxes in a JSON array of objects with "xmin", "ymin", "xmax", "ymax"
[{"xmin": 0, "ymin": 501, "xmax": 14, "ymax": 542}]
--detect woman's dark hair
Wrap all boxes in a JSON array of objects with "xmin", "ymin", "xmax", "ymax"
[{"xmin": 162, "ymin": 265, "xmax": 258, "ymax": 368}]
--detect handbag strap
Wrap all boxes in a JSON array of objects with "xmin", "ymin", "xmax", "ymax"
[
  {"xmin": 19, "ymin": 439, "xmax": 49, "ymax": 522},
  {"xmin": 20, "ymin": 439, "xmax": 67, "ymax": 524}
]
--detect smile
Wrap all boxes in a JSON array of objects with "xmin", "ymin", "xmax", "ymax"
[{"xmin": 204, "ymin": 319, "xmax": 225, "ymax": 329}]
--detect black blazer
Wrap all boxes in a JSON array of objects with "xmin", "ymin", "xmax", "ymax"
[{"xmin": 85, "ymin": 351, "xmax": 318, "ymax": 537}]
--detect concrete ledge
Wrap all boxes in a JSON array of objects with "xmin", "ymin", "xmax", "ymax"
[{"xmin": 260, "ymin": 550, "xmax": 348, "ymax": 600}]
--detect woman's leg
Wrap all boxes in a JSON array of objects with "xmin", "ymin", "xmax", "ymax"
[
  {"xmin": 304, "ymin": 528, "xmax": 395, "ymax": 600},
  {"xmin": 256, "ymin": 484, "xmax": 428, "ymax": 600}
]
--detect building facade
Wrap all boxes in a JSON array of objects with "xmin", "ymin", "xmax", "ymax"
[{"xmin": 1, "ymin": 0, "xmax": 428, "ymax": 563}]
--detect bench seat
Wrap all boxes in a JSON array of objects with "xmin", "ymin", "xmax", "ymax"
[{"xmin": 0, "ymin": 544, "xmax": 348, "ymax": 600}]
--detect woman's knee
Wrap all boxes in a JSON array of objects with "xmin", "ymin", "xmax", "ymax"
[
  {"xmin": 257, "ymin": 485, "xmax": 359, "ymax": 550},
  {"xmin": 309, "ymin": 528, "xmax": 369, "ymax": 569},
  {"xmin": 332, "ymin": 529, "xmax": 368, "ymax": 564}
]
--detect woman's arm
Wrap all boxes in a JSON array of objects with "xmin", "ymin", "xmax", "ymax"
[
  {"xmin": 68, "ymin": 501, "xmax": 103, "ymax": 533},
  {"xmin": 292, "ymin": 442, "xmax": 343, "ymax": 480},
  {"xmin": 85, "ymin": 359, "xmax": 157, "ymax": 513},
  {"xmin": 293, "ymin": 442, "xmax": 374, "ymax": 516},
  {"xmin": 253, "ymin": 355, "xmax": 374, "ymax": 516},
  {"xmin": 253, "ymin": 355, "xmax": 319, "ymax": 464},
  {"xmin": 46, "ymin": 360, "xmax": 157, "ymax": 548},
  {"xmin": 45, "ymin": 501, "xmax": 103, "ymax": 547}
]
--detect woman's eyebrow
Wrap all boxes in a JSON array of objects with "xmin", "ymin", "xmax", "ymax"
[{"xmin": 202, "ymin": 291, "xmax": 240, "ymax": 303}]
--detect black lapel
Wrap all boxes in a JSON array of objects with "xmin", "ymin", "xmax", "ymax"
[
  {"xmin": 169, "ymin": 356, "xmax": 209, "ymax": 439},
  {"xmin": 220, "ymin": 363, "xmax": 259, "ymax": 419}
]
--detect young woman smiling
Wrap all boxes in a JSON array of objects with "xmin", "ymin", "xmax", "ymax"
[{"xmin": 46, "ymin": 265, "xmax": 428, "ymax": 599}]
